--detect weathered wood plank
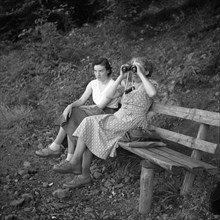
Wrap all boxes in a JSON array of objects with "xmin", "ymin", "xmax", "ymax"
[
  {"xmin": 181, "ymin": 124, "xmax": 208, "ymax": 195},
  {"xmin": 118, "ymin": 141, "xmax": 166, "ymax": 148},
  {"xmin": 148, "ymin": 125, "xmax": 218, "ymax": 154},
  {"xmin": 149, "ymin": 147, "xmax": 217, "ymax": 173},
  {"xmin": 119, "ymin": 145, "xmax": 182, "ymax": 172},
  {"xmin": 159, "ymin": 147, "xmax": 217, "ymax": 171},
  {"xmin": 150, "ymin": 103, "xmax": 220, "ymax": 127},
  {"xmin": 148, "ymin": 147, "xmax": 202, "ymax": 171},
  {"xmin": 139, "ymin": 163, "xmax": 154, "ymax": 214}
]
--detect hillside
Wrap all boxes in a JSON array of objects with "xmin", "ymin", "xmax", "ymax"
[{"xmin": 0, "ymin": 0, "xmax": 220, "ymax": 219}]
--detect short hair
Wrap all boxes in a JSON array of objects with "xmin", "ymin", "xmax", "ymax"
[
  {"xmin": 130, "ymin": 57, "xmax": 153, "ymax": 77},
  {"xmin": 92, "ymin": 57, "xmax": 112, "ymax": 76}
]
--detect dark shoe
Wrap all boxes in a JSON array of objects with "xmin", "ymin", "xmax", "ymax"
[
  {"xmin": 35, "ymin": 146, "xmax": 61, "ymax": 158},
  {"xmin": 53, "ymin": 160, "xmax": 70, "ymax": 173},
  {"xmin": 63, "ymin": 175, "xmax": 91, "ymax": 189},
  {"xmin": 52, "ymin": 161, "xmax": 82, "ymax": 174}
]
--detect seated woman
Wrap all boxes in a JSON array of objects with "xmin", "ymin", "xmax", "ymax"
[
  {"xmin": 35, "ymin": 57, "xmax": 122, "ymax": 171},
  {"xmin": 59, "ymin": 57, "xmax": 157, "ymax": 189}
]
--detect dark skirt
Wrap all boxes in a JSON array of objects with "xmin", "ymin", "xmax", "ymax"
[{"xmin": 56, "ymin": 105, "xmax": 117, "ymax": 137}]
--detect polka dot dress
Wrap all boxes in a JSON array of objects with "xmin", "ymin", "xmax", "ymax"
[{"xmin": 73, "ymin": 84, "xmax": 152, "ymax": 159}]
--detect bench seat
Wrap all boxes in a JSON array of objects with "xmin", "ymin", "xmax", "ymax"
[{"xmin": 117, "ymin": 102, "xmax": 220, "ymax": 214}]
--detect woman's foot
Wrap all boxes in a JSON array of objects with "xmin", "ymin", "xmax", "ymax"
[
  {"xmin": 52, "ymin": 161, "xmax": 82, "ymax": 175},
  {"xmin": 62, "ymin": 175, "xmax": 91, "ymax": 189},
  {"xmin": 35, "ymin": 146, "xmax": 61, "ymax": 158},
  {"xmin": 53, "ymin": 160, "xmax": 70, "ymax": 173}
]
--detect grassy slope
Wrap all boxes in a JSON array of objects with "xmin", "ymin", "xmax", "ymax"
[
  {"xmin": 0, "ymin": 1, "xmax": 220, "ymax": 219},
  {"xmin": 1, "ymin": 0, "xmax": 219, "ymax": 145}
]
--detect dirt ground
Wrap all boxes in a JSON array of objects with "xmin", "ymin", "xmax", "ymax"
[
  {"xmin": 1, "ymin": 74, "xmax": 220, "ymax": 220},
  {"xmin": 0, "ymin": 125, "xmax": 219, "ymax": 220}
]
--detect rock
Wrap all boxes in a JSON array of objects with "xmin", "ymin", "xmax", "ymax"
[
  {"xmin": 4, "ymin": 215, "xmax": 19, "ymax": 220},
  {"xmin": 22, "ymin": 174, "xmax": 30, "ymax": 179},
  {"xmin": 187, "ymin": 52, "xmax": 194, "ymax": 61},
  {"xmin": 23, "ymin": 161, "xmax": 31, "ymax": 168},
  {"xmin": 109, "ymin": 211, "xmax": 116, "ymax": 216},
  {"xmin": 21, "ymin": 193, "xmax": 33, "ymax": 203},
  {"xmin": 34, "ymin": 191, "xmax": 39, "ymax": 196},
  {"xmin": 42, "ymin": 182, "xmax": 49, "ymax": 187},
  {"xmin": 50, "ymin": 202, "xmax": 68, "ymax": 210},
  {"xmin": 10, "ymin": 198, "xmax": 25, "ymax": 207},
  {"xmin": 36, "ymin": 143, "xmax": 43, "ymax": 149},
  {"xmin": 48, "ymin": 182, "xmax": 54, "ymax": 187},
  {"xmin": 85, "ymin": 207, "xmax": 93, "ymax": 213},
  {"xmin": 90, "ymin": 163, "xmax": 99, "ymax": 171},
  {"xmin": 28, "ymin": 168, "xmax": 38, "ymax": 175},
  {"xmin": 17, "ymin": 169, "xmax": 28, "ymax": 176},
  {"xmin": 114, "ymin": 183, "xmax": 124, "ymax": 189},
  {"xmin": 92, "ymin": 171, "xmax": 102, "ymax": 179},
  {"xmin": 3, "ymin": 185, "xmax": 9, "ymax": 191},
  {"xmin": 24, "ymin": 207, "xmax": 32, "ymax": 212},
  {"xmin": 89, "ymin": 189, "xmax": 100, "ymax": 196},
  {"xmin": 52, "ymin": 188, "xmax": 70, "ymax": 199},
  {"xmin": 6, "ymin": 175, "xmax": 11, "ymax": 182}
]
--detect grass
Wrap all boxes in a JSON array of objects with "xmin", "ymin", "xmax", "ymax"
[{"xmin": 0, "ymin": 1, "xmax": 220, "ymax": 219}]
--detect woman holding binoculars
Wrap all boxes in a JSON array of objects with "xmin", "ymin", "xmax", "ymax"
[{"xmin": 59, "ymin": 56, "xmax": 157, "ymax": 189}]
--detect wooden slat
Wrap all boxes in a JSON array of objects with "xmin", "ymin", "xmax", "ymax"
[
  {"xmin": 148, "ymin": 125, "xmax": 218, "ymax": 154},
  {"xmin": 118, "ymin": 141, "xmax": 166, "ymax": 148},
  {"xmin": 150, "ymin": 103, "xmax": 220, "ymax": 127},
  {"xmin": 148, "ymin": 147, "xmax": 217, "ymax": 172},
  {"xmin": 182, "ymin": 124, "xmax": 208, "ymax": 195},
  {"xmin": 160, "ymin": 146, "xmax": 217, "ymax": 171},
  {"xmin": 148, "ymin": 147, "xmax": 201, "ymax": 171},
  {"xmin": 119, "ymin": 145, "xmax": 182, "ymax": 172}
]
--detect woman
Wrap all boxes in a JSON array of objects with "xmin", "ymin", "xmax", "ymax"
[
  {"xmin": 35, "ymin": 57, "xmax": 122, "ymax": 175},
  {"xmin": 59, "ymin": 57, "xmax": 157, "ymax": 189}
]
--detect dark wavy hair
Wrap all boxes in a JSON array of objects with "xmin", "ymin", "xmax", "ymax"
[{"xmin": 92, "ymin": 57, "xmax": 112, "ymax": 76}]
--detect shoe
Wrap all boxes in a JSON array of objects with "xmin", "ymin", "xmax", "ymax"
[
  {"xmin": 52, "ymin": 161, "xmax": 82, "ymax": 175},
  {"xmin": 63, "ymin": 175, "xmax": 91, "ymax": 189},
  {"xmin": 35, "ymin": 146, "xmax": 61, "ymax": 158},
  {"xmin": 53, "ymin": 160, "xmax": 70, "ymax": 173}
]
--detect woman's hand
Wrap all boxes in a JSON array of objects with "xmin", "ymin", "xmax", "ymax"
[
  {"xmin": 63, "ymin": 104, "xmax": 73, "ymax": 120},
  {"xmin": 133, "ymin": 60, "xmax": 157, "ymax": 97},
  {"xmin": 120, "ymin": 65, "xmax": 130, "ymax": 79},
  {"xmin": 133, "ymin": 61, "xmax": 146, "ymax": 77}
]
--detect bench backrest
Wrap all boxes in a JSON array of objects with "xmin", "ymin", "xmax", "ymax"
[{"xmin": 148, "ymin": 102, "xmax": 220, "ymax": 155}]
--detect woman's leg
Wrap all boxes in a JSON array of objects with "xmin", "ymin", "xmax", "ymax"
[
  {"xmin": 53, "ymin": 127, "xmax": 66, "ymax": 146},
  {"xmin": 66, "ymin": 135, "xmax": 76, "ymax": 161},
  {"xmin": 53, "ymin": 135, "xmax": 92, "ymax": 176},
  {"xmin": 53, "ymin": 136, "xmax": 87, "ymax": 174},
  {"xmin": 82, "ymin": 149, "xmax": 93, "ymax": 178},
  {"xmin": 69, "ymin": 137, "xmax": 87, "ymax": 169},
  {"xmin": 62, "ymin": 145, "xmax": 93, "ymax": 189},
  {"xmin": 35, "ymin": 126, "xmax": 66, "ymax": 157}
]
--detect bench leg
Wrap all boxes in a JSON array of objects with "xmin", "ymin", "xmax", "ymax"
[
  {"xmin": 139, "ymin": 160, "xmax": 154, "ymax": 214},
  {"xmin": 181, "ymin": 124, "xmax": 208, "ymax": 195},
  {"xmin": 181, "ymin": 172, "xmax": 195, "ymax": 195}
]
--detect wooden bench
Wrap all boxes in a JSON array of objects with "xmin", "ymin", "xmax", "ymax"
[{"xmin": 118, "ymin": 102, "xmax": 220, "ymax": 214}]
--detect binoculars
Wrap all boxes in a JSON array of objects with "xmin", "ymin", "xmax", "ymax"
[{"xmin": 121, "ymin": 64, "xmax": 137, "ymax": 73}]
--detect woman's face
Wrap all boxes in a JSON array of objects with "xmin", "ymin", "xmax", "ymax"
[
  {"xmin": 94, "ymin": 65, "xmax": 109, "ymax": 81},
  {"xmin": 132, "ymin": 72, "xmax": 142, "ymax": 83}
]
